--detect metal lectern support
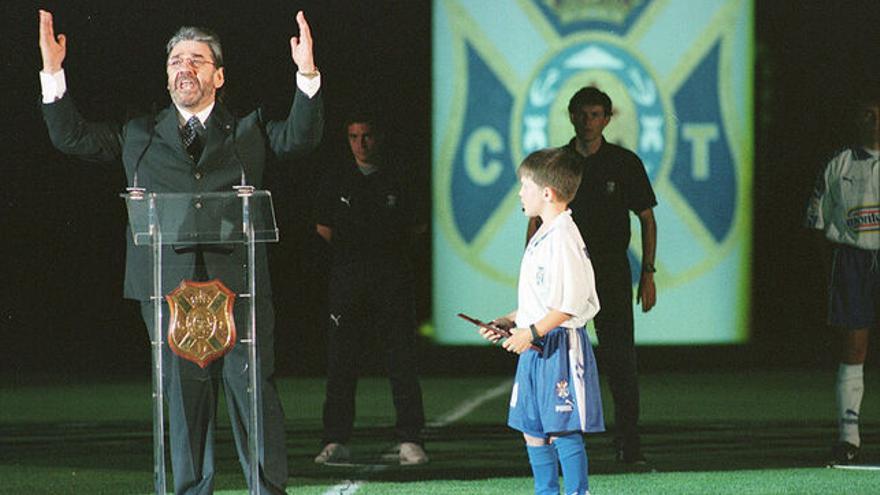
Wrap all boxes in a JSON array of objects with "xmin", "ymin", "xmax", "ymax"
[
  {"xmin": 149, "ymin": 193, "xmax": 168, "ymax": 495},
  {"xmin": 125, "ymin": 187, "xmax": 168, "ymax": 495},
  {"xmin": 236, "ymin": 184, "xmax": 261, "ymax": 495}
]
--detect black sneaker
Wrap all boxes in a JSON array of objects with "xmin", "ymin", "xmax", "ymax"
[
  {"xmin": 828, "ymin": 442, "xmax": 860, "ymax": 466},
  {"xmin": 615, "ymin": 441, "xmax": 647, "ymax": 465}
]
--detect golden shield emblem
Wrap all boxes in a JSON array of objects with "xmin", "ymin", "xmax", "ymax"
[{"xmin": 165, "ymin": 279, "xmax": 236, "ymax": 368}]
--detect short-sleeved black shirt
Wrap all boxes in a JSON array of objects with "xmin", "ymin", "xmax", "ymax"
[
  {"xmin": 314, "ymin": 161, "xmax": 417, "ymax": 266},
  {"xmin": 563, "ymin": 138, "xmax": 657, "ymax": 258}
]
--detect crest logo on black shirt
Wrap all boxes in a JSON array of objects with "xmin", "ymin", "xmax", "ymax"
[{"xmin": 605, "ymin": 181, "xmax": 616, "ymax": 194}]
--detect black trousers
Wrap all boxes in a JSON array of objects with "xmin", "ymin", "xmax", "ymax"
[
  {"xmin": 592, "ymin": 254, "xmax": 641, "ymax": 447},
  {"xmin": 141, "ymin": 297, "xmax": 287, "ymax": 495},
  {"xmin": 321, "ymin": 261, "xmax": 426, "ymax": 445}
]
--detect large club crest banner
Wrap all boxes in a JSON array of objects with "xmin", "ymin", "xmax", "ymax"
[{"xmin": 433, "ymin": 0, "xmax": 753, "ymax": 344}]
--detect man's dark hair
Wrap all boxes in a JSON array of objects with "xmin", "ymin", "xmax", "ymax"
[
  {"xmin": 344, "ymin": 111, "xmax": 383, "ymax": 134},
  {"xmin": 166, "ymin": 26, "xmax": 224, "ymax": 67},
  {"xmin": 567, "ymin": 86, "xmax": 612, "ymax": 117}
]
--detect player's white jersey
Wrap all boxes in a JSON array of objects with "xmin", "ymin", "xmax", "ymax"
[
  {"xmin": 516, "ymin": 210, "xmax": 600, "ymax": 329},
  {"xmin": 806, "ymin": 147, "xmax": 880, "ymax": 250}
]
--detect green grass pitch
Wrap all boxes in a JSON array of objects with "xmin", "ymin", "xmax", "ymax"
[{"xmin": 1, "ymin": 370, "xmax": 878, "ymax": 494}]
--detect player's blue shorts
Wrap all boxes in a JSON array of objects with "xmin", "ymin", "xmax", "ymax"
[
  {"xmin": 508, "ymin": 326, "xmax": 605, "ymax": 438},
  {"xmin": 829, "ymin": 244, "xmax": 880, "ymax": 329}
]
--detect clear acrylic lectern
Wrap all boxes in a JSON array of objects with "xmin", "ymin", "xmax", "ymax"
[{"xmin": 123, "ymin": 187, "xmax": 277, "ymax": 495}]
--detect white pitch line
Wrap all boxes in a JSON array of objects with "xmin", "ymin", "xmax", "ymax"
[
  {"xmin": 831, "ymin": 464, "xmax": 880, "ymax": 471},
  {"xmin": 319, "ymin": 462, "xmax": 389, "ymax": 495},
  {"xmin": 319, "ymin": 378, "xmax": 513, "ymax": 495},
  {"xmin": 320, "ymin": 480, "xmax": 364, "ymax": 494},
  {"xmin": 428, "ymin": 378, "xmax": 513, "ymax": 427}
]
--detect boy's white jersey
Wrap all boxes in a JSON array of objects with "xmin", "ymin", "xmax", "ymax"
[
  {"xmin": 516, "ymin": 210, "xmax": 600, "ymax": 329},
  {"xmin": 806, "ymin": 147, "xmax": 880, "ymax": 249}
]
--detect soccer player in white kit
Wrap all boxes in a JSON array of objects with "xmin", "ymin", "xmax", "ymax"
[
  {"xmin": 479, "ymin": 148, "xmax": 604, "ymax": 495},
  {"xmin": 806, "ymin": 93, "xmax": 880, "ymax": 465}
]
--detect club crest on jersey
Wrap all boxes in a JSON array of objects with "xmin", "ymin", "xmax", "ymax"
[{"xmin": 386, "ymin": 194, "xmax": 398, "ymax": 208}]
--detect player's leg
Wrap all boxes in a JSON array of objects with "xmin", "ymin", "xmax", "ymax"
[
  {"xmin": 317, "ymin": 265, "xmax": 361, "ymax": 462},
  {"xmin": 373, "ymin": 264, "xmax": 427, "ymax": 463},
  {"xmin": 835, "ymin": 328, "xmax": 869, "ymax": 458},
  {"xmin": 593, "ymin": 256, "xmax": 642, "ymax": 463},
  {"xmin": 553, "ymin": 433, "xmax": 590, "ymax": 495},
  {"xmin": 510, "ymin": 351, "xmax": 559, "ymax": 493},
  {"xmin": 524, "ymin": 434, "xmax": 560, "ymax": 495},
  {"xmin": 828, "ymin": 245, "xmax": 873, "ymax": 464}
]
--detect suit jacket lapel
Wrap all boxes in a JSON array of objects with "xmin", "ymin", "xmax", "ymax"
[
  {"xmin": 155, "ymin": 105, "xmax": 189, "ymax": 160},
  {"xmin": 156, "ymin": 103, "xmax": 234, "ymax": 167},
  {"xmin": 200, "ymin": 104, "xmax": 234, "ymax": 169}
]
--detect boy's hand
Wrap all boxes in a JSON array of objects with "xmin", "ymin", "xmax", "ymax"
[
  {"xmin": 502, "ymin": 328, "xmax": 534, "ymax": 355},
  {"xmin": 490, "ymin": 317, "xmax": 514, "ymax": 331},
  {"xmin": 478, "ymin": 327, "xmax": 503, "ymax": 344}
]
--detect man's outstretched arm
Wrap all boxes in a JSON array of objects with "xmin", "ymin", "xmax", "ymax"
[
  {"xmin": 266, "ymin": 10, "xmax": 324, "ymax": 158},
  {"xmin": 39, "ymin": 9, "xmax": 122, "ymax": 163}
]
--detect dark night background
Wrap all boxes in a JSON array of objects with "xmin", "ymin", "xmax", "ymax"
[{"xmin": 1, "ymin": 1, "xmax": 879, "ymax": 381}]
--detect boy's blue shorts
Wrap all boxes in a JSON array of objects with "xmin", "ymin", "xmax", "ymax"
[{"xmin": 508, "ymin": 326, "xmax": 605, "ymax": 438}]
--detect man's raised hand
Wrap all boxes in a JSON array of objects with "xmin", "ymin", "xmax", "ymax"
[
  {"xmin": 290, "ymin": 10, "xmax": 316, "ymax": 74},
  {"xmin": 38, "ymin": 10, "xmax": 66, "ymax": 73}
]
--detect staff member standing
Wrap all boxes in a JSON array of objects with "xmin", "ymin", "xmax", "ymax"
[
  {"xmin": 528, "ymin": 86, "xmax": 658, "ymax": 464},
  {"xmin": 313, "ymin": 114, "xmax": 428, "ymax": 466}
]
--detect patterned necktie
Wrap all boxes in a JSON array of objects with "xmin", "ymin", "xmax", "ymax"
[{"xmin": 182, "ymin": 116, "xmax": 203, "ymax": 161}]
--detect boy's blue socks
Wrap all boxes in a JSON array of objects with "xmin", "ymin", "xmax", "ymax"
[
  {"xmin": 554, "ymin": 433, "xmax": 589, "ymax": 495},
  {"xmin": 526, "ymin": 444, "xmax": 560, "ymax": 495}
]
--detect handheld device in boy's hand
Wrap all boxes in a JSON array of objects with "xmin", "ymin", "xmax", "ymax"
[
  {"xmin": 456, "ymin": 313, "xmax": 542, "ymax": 351},
  {"xmin": 456, "ymin": 313, "xmax": 511, "ymax": 337}
]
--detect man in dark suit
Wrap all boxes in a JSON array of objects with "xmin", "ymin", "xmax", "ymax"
[{"xmin": 38, "ymin": 9, "xmax": 323, "ymax": 495}]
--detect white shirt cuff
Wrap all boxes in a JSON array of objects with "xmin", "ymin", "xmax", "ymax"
[
  {"xmin": 40, "ymin": 69, "xmax": 67, "ymax": 104},
  {"xmin": 296, "ymin": 71, "xmax": 321, "ymax": 99}
]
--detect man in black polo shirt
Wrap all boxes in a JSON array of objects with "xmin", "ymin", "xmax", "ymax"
[
  {"xmin": 313, "ymin": 114, "xmax": 428, "ymax": 466},
  {"xmin": 530, "ymin": 86, "xmax": 658, "ymax": 464}
]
